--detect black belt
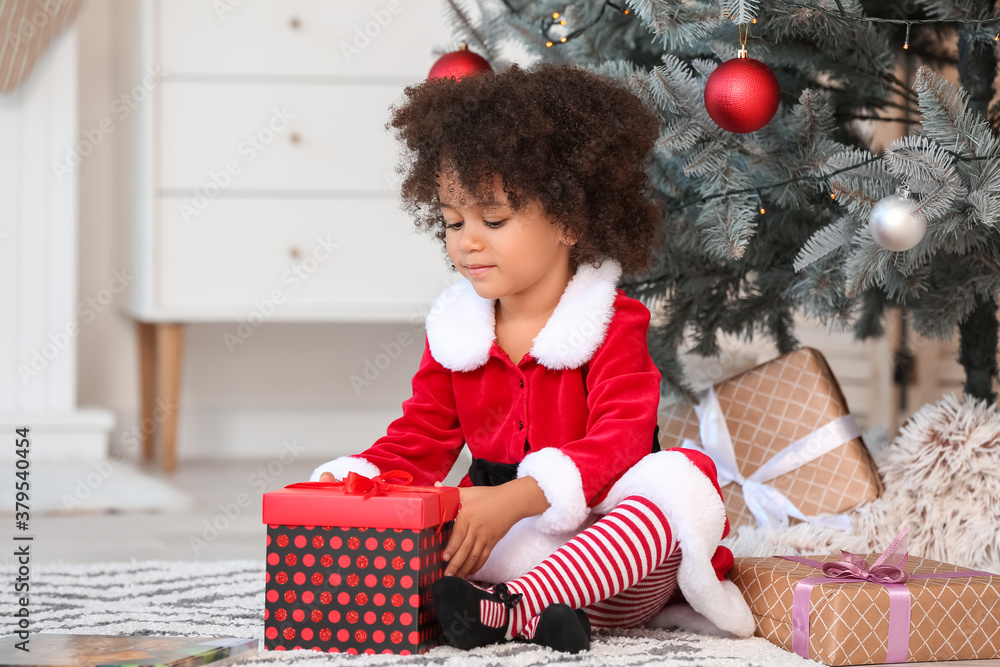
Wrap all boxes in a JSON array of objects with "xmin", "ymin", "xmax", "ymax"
[{"xmin": 467, "ymin": 424, "xmax": 661, "ymax": 487}]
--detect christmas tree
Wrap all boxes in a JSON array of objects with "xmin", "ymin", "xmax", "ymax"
[{"xmin": 438, "ymin": 0, "xmax": 1000, "ymax": 403}]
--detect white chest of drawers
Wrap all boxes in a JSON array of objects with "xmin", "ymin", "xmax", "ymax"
[{"xmin": 114, "ymin": 0, "xmax": 456, "ymax": 470}]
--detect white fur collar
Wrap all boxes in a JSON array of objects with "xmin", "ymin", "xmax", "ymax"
[{"xmin": 424, "ymin": 259, "xmax": 622, "ymax": 372}]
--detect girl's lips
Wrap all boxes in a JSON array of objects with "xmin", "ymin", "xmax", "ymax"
[{"xmin": 466, "ymin": 265, "xmax": 495, "ymax": 277}]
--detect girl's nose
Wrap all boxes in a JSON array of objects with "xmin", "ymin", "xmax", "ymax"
[{"xmin": 459, "ymin": 225, "xmax": 484, "ymax": 252}]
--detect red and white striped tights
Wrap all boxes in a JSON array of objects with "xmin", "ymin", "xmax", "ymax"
[{"xmin": 476, "ymin": 495, "xmax": 682, "ymax": 640}]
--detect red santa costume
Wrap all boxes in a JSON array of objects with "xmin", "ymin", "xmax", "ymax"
[{"xmin": 311, "ymin": 258, "xmax": 754, "ymax": 638}]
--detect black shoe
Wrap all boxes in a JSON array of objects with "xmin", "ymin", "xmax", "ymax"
[
  {"xmin": 432, "ymin": 577, "xmax": 524, "ymax": 650},
  {"xmin": 529, "ymin": 603, "xmax": 591, "ymax": 654}
]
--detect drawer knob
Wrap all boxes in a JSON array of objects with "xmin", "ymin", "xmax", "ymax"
[
  {"xmin": 289, "ymin": 16, "xmax": 301, "ymax": 29},
  {"xmin": 289, "ymin": 132, "xmax": 301, "ymax": 144},
  {"xmin": 288, "ymin": 246, "xmax": 301, "ymax": 259}
]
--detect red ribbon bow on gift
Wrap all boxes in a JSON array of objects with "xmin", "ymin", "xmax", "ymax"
[
  {"xmin": 820, "ymin": 525, "xmax": 910, "ymax": 584},
  {"xmin": 343, "ymin": 470, "xmax": 413, "ymax": 496},
  {"xmin": 289, "ymin": 470, "xmax": 414, "ymax": 496},
  {"xmin": 286, "ymin": 470, "xmax": 455, "ymax": 533}
]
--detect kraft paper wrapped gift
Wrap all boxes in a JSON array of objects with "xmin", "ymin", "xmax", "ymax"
[
  {"xmin": 728, "ymin": 547, "xmax": 1000, "ymax": 665},
  {"xmin": 657, "ymin": 347, "xmax": 882, "ymax": 530}
]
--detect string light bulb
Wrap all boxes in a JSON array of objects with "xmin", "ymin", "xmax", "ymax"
[
  {"xmin": 757, "ymin": 190, "xmax": 765, "ymax": 215},
  {"xmin": 903, "ymin": 23, "xmax": 910, "ymax": 49},
  {"xmin": 825, "ymin": 177, "xmax": 836, "ymax": 200},
  {"xmin": 543, "ymin": 1, "xmax": 632, "ymax": 47}
]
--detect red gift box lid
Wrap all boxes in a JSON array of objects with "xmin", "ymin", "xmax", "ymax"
[{"xmin": 262, "ymin": 476, "xmax": 460, "ymax": 530}]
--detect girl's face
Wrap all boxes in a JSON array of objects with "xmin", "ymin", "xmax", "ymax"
[{"xmin": 437, "ymin": 171, "xmax": 574, "ymax": 304}]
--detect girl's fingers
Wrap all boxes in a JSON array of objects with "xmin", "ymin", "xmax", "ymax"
[
  {"xmin": 446, "ymin": 532, "xmax": 475, "ymax": 577},
  {"xmin": 458, "ymin": 542, "xmax": 482, "ymax": 579},
  {"xmin": 470, "ymin": 545, "xmax": 492, "ymax": 578},
  {"xmin": 444, "ymin": 519, "xmax": 467, "ymax": 562},
  {"xmin": 447, "ymin": 541, "xmax": 469, "ymax": 577},
  {"xmin": 444, "ymin": 520, "xmax": 470, "ymax": 576},
  {"xmin": 460, "ymin": 542, "xmax": 485, "ymax": 579}
]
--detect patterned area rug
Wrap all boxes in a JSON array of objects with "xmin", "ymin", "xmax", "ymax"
[{"xmin": 0, "ymin": 560, "xmax": 822, "ymax": 666}]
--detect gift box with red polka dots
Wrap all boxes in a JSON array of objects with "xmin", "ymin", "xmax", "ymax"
[{"xmin": 262, "ymin": 477, "xmax": 459, "ymax": 655}]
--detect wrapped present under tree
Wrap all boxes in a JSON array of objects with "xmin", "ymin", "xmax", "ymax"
[
  {"xmin": 728, "ymin": 527, "xmax": 1000, "ymax": 665},
  {"xmin": 658, "ymin": 347, "xmax": 882, "ymax": 530}
]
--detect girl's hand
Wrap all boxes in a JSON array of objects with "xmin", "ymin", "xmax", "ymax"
[
  {"xmin": 437, "ymin": 482, "xmax": 524, "ymax": 579},
  {"xmin": 318, "ymin": 472, "xmax": 336, "ymax": 482},
  {"xmin": 437, "ymin": 477, "xmax": 550, "ymax": 579}
]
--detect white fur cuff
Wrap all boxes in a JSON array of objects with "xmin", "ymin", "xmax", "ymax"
[
  {"xmin": 517, "ymin": 447, "xmax": 589, "ymax": 534},
  {"xmin": 309, "ymin": 456, "xmax": 380, "ymax": 482}
]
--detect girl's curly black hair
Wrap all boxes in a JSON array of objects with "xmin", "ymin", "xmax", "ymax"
[{"xmin": 385, "ymin": 62, "xmax": 664, "ymax": 276}]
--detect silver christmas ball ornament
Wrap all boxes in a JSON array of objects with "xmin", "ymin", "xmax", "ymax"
[{"xmin": 868, "ymin": 189, "xmax": 925, "ymax": 252}]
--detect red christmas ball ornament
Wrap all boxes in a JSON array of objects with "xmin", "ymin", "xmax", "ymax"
[
  {"xmin": 704, "ymin": 53, "xmax": 780, "ymax": 134},
  {"xmin": 428, "ymin": 42, "xmax": 492, "ymax": 80}
]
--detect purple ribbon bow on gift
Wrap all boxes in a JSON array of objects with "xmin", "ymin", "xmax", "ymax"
[
  {"xmin": 781, "ymin": 525, "xmax": 991, "ymax": 663},
  {"xmin": 820, "ymin": 525, "xmax": 910, "ymax": 585},
  {"xmin": 782, "ymin": 526, "xmax": 912, "ymax": 663}
]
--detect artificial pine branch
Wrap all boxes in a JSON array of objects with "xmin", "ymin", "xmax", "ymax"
[
  {"xmin": 441, "ymin": 0, "xmax": 497, "ymax": 59},
  {"xmin": 794, "ymin": 217, "xmax": 853, "ymax": 271},
  {"xmin": 721, "ymin": 0, "xmax": 760, "ymax": 24}
]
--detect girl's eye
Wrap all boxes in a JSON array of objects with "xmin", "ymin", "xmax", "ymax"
[{"xmin": 444, "ymin": 220, "xmax": 505, "ymax": 230}]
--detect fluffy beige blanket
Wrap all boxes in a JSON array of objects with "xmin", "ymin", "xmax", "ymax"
[{"xmin": 723, "ymin": 393, "xmax": 1000, "ymax": 574}]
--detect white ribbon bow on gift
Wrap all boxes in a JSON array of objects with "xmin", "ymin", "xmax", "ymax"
[{"xmin": 680, "ymin": 386, "xmax": 856, "ymax": 532}]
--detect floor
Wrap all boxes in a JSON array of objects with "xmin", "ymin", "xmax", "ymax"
[{"xmin": 7, "ymin": 457, "xmax": 998, "ymax": 667}]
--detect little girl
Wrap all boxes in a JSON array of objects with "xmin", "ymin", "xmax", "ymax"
[{"xmin": 311, "ymin": 62, "xmax": 754, "ymax": 653}]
